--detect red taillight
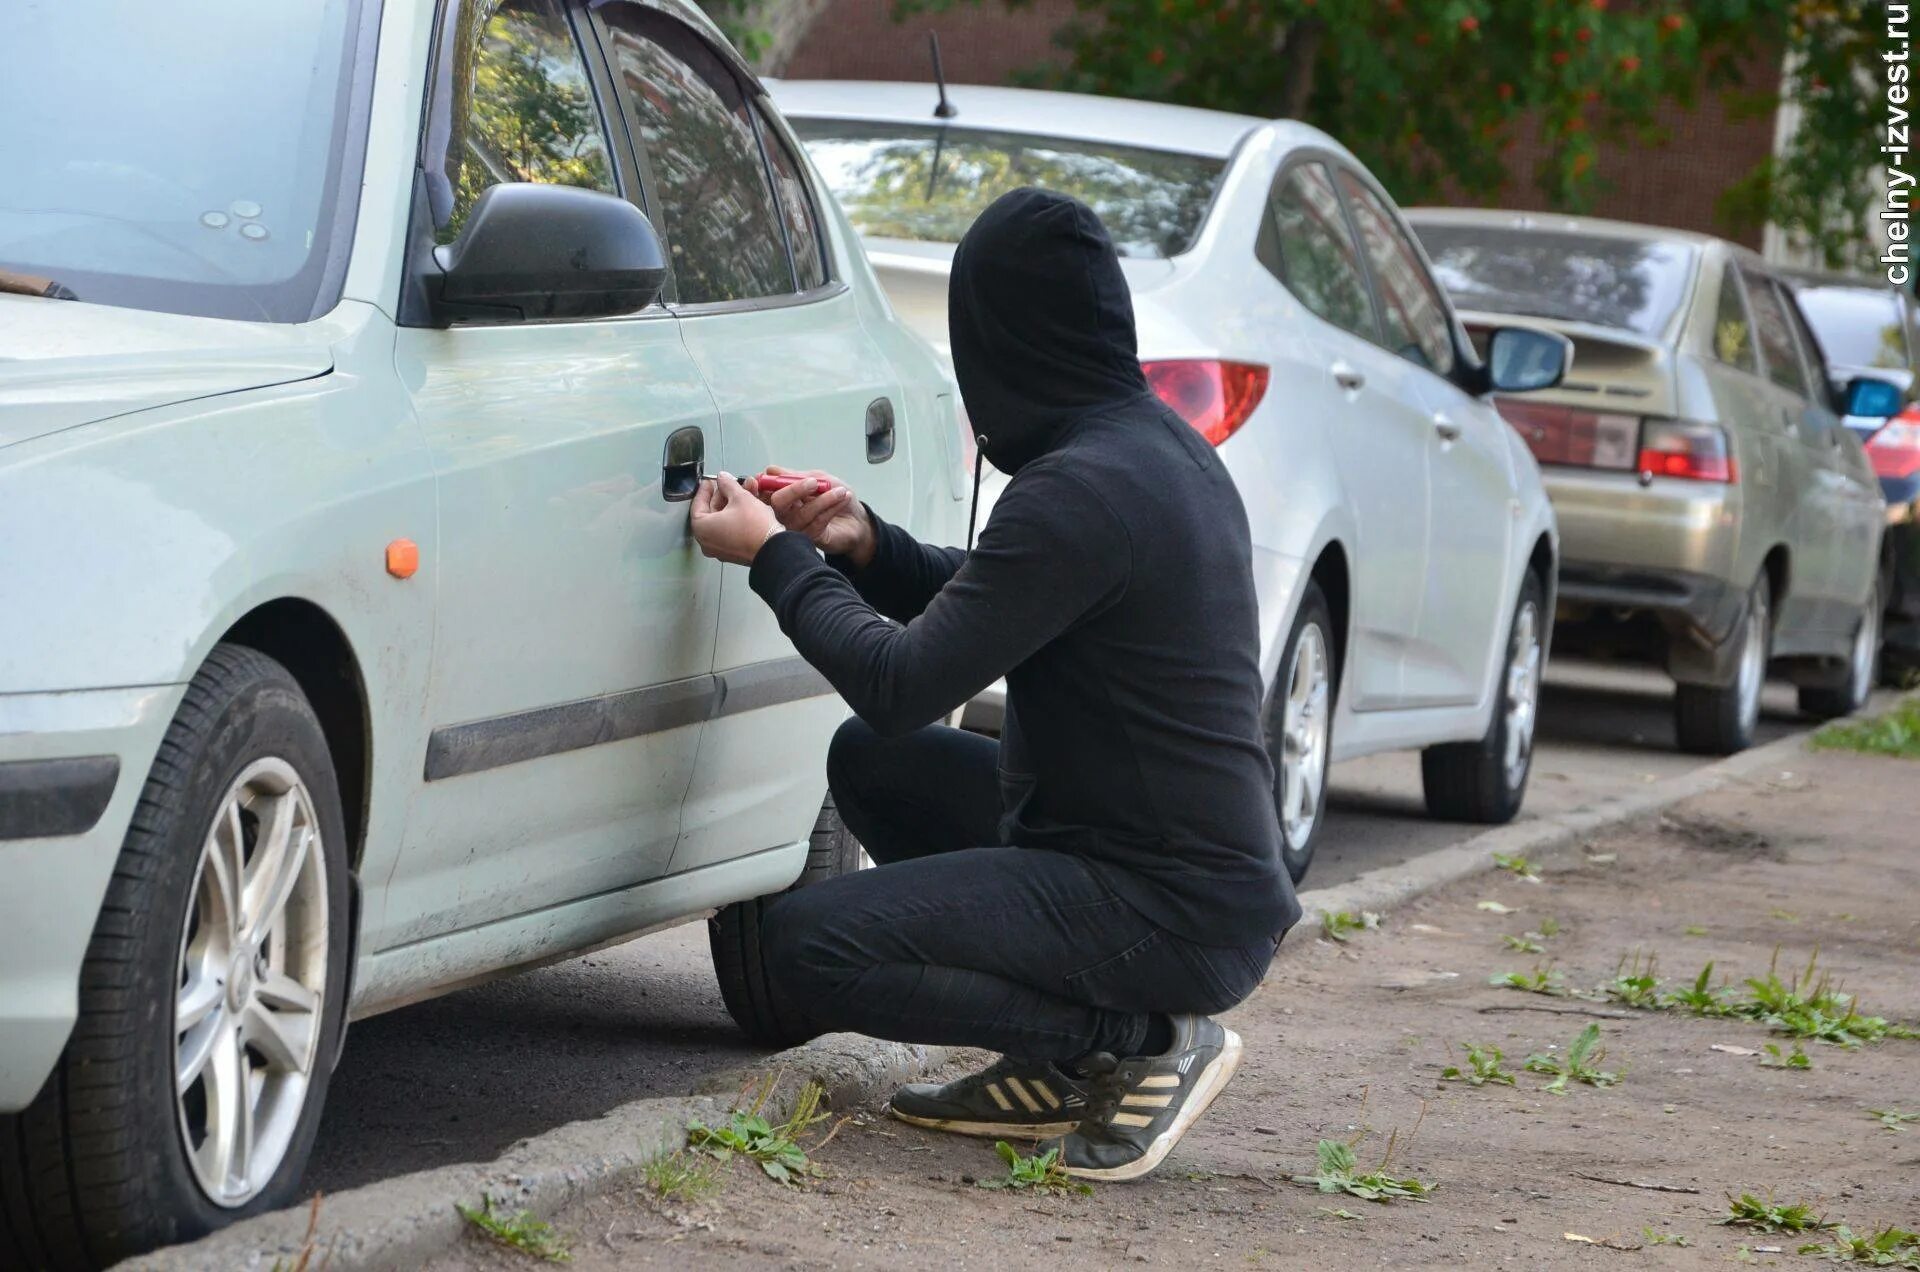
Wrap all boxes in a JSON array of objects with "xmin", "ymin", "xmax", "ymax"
[
  {"xmin": 1865, "ymin": 419, "xmax": 1920, "ymax": 480},
  {"xmin": 1142, "ymin": 359, "xmax": 1269, "ymax": 446},
  {"xmin": 1637, "ymin": 419, "xmax": 1736, "ymax": 484},
  {"xmin": 1494, "ymin": 397, "xmax": 1639, "ymax": 470}
]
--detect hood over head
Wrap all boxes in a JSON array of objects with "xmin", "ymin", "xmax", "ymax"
[{"xmin": 948, "ymin": 188, "xmax": 1149, "ymax": 473}]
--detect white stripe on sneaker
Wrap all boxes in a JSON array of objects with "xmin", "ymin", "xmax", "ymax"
[
  {"xmin": 1064, "ymin": 1028, "xmax": 1245, "ymax": 1183},
  {"xmin": 987, "ymin": 1083, "xmax": 1015, "ymax": 1112},
  {"xmin": 1121, "ymin": 1093, "xmax": 1173, "ymax": 1108},
  {"xmin": 1109, "ymin": 1112, "xmax": 1155, "ymax": 1128},
  {"xmin": 1030, "ymin": 1079, "xmax": 1062, "ymax": 1109},
  {"xmin": 1004, "ymin": 1077, "xmax": 1044, "ymax": 1114}
]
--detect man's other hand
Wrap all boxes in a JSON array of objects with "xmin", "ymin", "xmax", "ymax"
[
  {"xmin": 690, "ymin": 473, "xmax": 780, "ymax": 565},
  {"xmin": 749, "ymin": 466, "xmax": 876, "ymax": 568}
]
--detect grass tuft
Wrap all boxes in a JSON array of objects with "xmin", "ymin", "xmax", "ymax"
[
  {"xmin": 1868, "ymin": 1108, "xmax": 1919, "ymax": 1132},
  {"xmin": 1661, "ymin": 960, "xmax": 1737, "ymax": 1017},
  {"xmin": 458, "ymin": 1197, "xmax": 571, "ymax": 1263},
  {"xmin": 1643, "ymin": 1227, "xmax": 1693, "ymax": 1247},
  {"xmin": 1811, "ymin": 696, "xmax": 1920, "ymax": 759},
  {"xmin": 1492, "ymin": 852, "xmax": 1542, "ymax": 881},
  {"xmin": 1760, "ymin": 1042, "xmax": 1811, "ymax": 1070},
  {"xmin": 1490, "ymin": 964, "xmax": 1564, "ymax": 996},
  {"xmin": 1321, "ymin": 909, "xmax": 1381, "ymax": 943},
  {"xmin": 978, "ymin": 1141, "xmax": 1091, "ymax": 1196},
  {"xmin": 688, "ymin": 1079, "xmax": 829, "ymax": 1185},
  {"xmin": 1440, "ymin": 1042, "xmax": 1516, "ymax": 1087},
  {"xmin": 1524, "ymin": 1023, "xmax": 1621, "ymax": 1094},
  {"xmin": 1603, "ymin": 950, "xmax": 1665, "ymax": 1009},
  {"xmin": 643, "ymin": 1150, "xmax": 723, "ymax": 1201},
  {"xmin": 1797, "ymin": 1224, "xmax": 1920, "ymax": 1267}
]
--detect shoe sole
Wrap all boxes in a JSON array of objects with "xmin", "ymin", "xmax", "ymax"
[
  {"xmin": 888, "ymin": 1108, "xmax": 1079, "ymax": 1139},
  {"xmin": 1061, "ymin": 1027, "xmax": 1244, "ymax": 1182}
]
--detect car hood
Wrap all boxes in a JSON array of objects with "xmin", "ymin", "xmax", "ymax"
[{"xmin": 0, "ymin": 294, "xmax": 334, "ymax": 451}]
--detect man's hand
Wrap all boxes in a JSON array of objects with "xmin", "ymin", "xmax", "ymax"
[
  {"xmin": 748, "ymin": 466, "xmax": 876, "ymax": 569},
  {"xmin": 690, "ymin": 473, "xmax": 780, "ymax": 565}
]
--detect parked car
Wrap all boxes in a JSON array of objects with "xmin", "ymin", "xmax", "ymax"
[
  {"xmin": 769, "ymin": 80, "xmax": 1568, "ymax": 878},
  {"xmin": 1407, "ymin": 210, "xmax": 1894, "ymax": 752},
  {"xmin": 0, "ymin": 1, "xmax": 962, "ymax": 1264},
  {"xmin": 1785, "ymin": 270, "xmax": 1920, "ymax": 682}
]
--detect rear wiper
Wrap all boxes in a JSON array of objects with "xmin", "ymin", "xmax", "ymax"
[{"xmin": 0, "ymin": 268, "xmax": 78, "ymax": 300}]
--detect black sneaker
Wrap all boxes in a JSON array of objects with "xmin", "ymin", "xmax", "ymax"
[
  {"xmin": 1045, "ymin": 1014, "xmax": 1243, "ymax": 1181},
  {"xmin": 889, "ymin": 1056, "xmax": 1088, "ymax": 1138}
]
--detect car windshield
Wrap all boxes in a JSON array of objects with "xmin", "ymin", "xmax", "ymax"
[
  {"xmin": 0, "ymin": 0, "xmax": 367, "ymax": 323},
  {"xmin": 788, "ymin": 119, "xmax": 1225, "ymax": 258},
  {"xmin": 1413, "ymin": 224, "xmax": 1697, "ymax": 338},
  {"xmin": 1793, "ymin": 285, "xmax": 1910, "ymax": 371}
]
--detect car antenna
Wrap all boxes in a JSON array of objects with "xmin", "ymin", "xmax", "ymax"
[{"xmin": 929, "ymin": 32, "xmax": 958, "ymax": 119}]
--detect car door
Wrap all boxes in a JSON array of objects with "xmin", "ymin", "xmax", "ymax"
[
  {"xmin": 1333, "ymin": 168, "xmax": 1511, "ymax": 707},
  {"xmin": 587, "ymin": 6, "xmax": 909, "ymax": 872},
  {"xmin": 383, "ymin": 0, "xmax": 723, "ymax": 948},
  {"xmin": 1262, "ymin": 159, "xmax": 1428, "ymax": 710}
]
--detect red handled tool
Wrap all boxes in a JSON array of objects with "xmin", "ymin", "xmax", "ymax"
[{"xmin": 752, "ymin": 473, "xmax": 840, "ymax": 495}]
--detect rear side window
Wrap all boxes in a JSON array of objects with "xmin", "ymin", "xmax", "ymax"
[
  {"xmin": 759, "ymin": 106, "xmax": 827, "ymax": 291},
  {"xmin": 1712, "ymin": 270, "xmax": 1759, "ymax": 374},
  {"xmin": 1266, "ymin": 163, "xmax": 1375, "ymax": 342},
  {"xmin": 1335, "ymin": 170, "xmax": 1455, "ymax": 376},
  {"xmin": 601, "ymin": 9, "xmax": 792, "ymax": 303},
  {"xmin": 1777, "ymin": 283, "xmax": 1837, "ymax": 409},
  {"xmin": 1741, "ymin": 267, "xmax": 1812, "ymax": 398}
]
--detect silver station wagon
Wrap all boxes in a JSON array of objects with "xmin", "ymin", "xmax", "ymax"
[{"xmin": 0, "ymin": 0, "xmax": 959, "ymax": 1263}]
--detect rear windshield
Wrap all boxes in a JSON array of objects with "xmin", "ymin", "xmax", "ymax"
[
  {"xmin": 788, "ymin": 119, "xmax": 1225, "ymax": 259},
  {"xmin": 1413, "ymin": 225, "xmax": 1697, "ymax": 338},
  {"xmin": 1792, "ymin": 285, "xmax": 1910, "ymax": 371}
]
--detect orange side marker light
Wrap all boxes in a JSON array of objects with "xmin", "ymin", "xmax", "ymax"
[{"xmin": 385, "ymin": 538, "xmax": 420, "ymax": 579}]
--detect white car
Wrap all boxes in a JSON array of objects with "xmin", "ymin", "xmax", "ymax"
[{"xmin": 771, "ymin": 80, "xmax": 1567, "ymax": 878}]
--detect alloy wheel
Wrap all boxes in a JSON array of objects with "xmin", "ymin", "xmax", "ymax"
[
  {"xmin": 1851, "ymin": 585, "xmax": 1880, "ymax": 702},
  {"xmin": 1281, "ymin": 624, "xmax": 1331, "ymax": 845},
  {"xmin": 1503, "ymin": 601, "xmax": 1542, "ymax": 789},
  {"xmin": 173, "ymin": 757, "xmax": 330, "ymax": 1208},
  {"xmin": 1736, "ymin": 588, "xmax": 1769, "ymax": 736}
]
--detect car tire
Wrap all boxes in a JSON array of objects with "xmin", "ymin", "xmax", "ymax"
[
  {"xmin": 709, "ymin": 794, "xmax": 864, "ymax": 1048},
  {"xmin": 1799, "ymin": 579, "xmax": 1879, "ymax": 720},
  {"xmin": 1674, "ymin": 572, "xmax": 1771, "ymax": 756},
  {"xmin": 1421, "ymin": 569, "xmax": 1546, "ymax": 825},
  {"xmin": 0, "ymin": 645, "xmax": 350, "ymax": 1270},
  {"xmin": 1263, "ymin": 581, "xmax": 1336, "ymax": 884}
]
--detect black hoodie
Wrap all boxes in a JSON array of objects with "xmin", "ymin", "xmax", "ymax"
[{"xmin": 748, "ymin": 188, "xmax": 1300, "ymax": 947}]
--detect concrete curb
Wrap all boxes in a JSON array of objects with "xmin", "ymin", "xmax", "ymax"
[{"xmin": 124, "ymin": 726, "xmax": 1816, "ymax": 1270}]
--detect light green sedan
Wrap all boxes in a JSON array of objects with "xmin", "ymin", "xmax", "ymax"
[{"xmin": 0, "ymin": 0, "xmax": 960, "ymax": 1262}]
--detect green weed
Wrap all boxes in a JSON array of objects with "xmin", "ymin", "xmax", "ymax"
[
  {"xmin": 688, "ymin": 1080, "xmax": 828, "ymax": 1185},
  {"xmin": 1502, "ymin": 934, "xmax": 1545, "ymax": 954},
  {"xmin": 642, "ymin": 1151, "xmax": 723, "ymax": 1201},
  {"xmin": 1811, "ymin": 696, "xmax": 1920, "ymax": 759},
  {"xmin": 1440, "ymin": 1042, "xmax": 1516, "ymax": 1087},
  {"xmin": 1321, "ymin": 909, "xmax": 1381, "ymax": 943},
  {"xmin": 1797, "ymin": 1224, "xmax": 1920, "ymax": 1267},
  {"xmin": 1535, "ymin": 916, "xmax": 1562, "ymax": 938},
  {"xmin": 1868, "ymin": 1108, "xmax": 1919, "ymax": 1132},
  {"xmin": 1525, "ymin": 1023, "xmax": 1621, "ymax": 1094},
  {"xmin": 1684, "ymin": 924, "xmax": 1710, "ymax": 937},
  {"xmin": 978, "ymin": 1141, "xmax": 1091, "ymax": 1196},
  {"xmin": 1661, "ymin": 961, "xmax": 1737, "ymax": 1017},
  {"xmin": 1490, "ymin": 965, "xmax": 1564, "ymax": 995},
  {"xmin": 1492, "ymin": 852, "xmax": 1542, "ymax": 881},
  {"xmin": 458, "ymin": 1197, "xmax": 571, "ymax": 1262},
  {"xmin": 1603, "ymin": 950, "xmax": 1665, "ymax": 1010},
  {"xmin": 1643, "ymin": 1227, "xmax": 1692, "ymax": 1247},
  {"xmin": 1289, "ymin": 1136, "xmax": 1432, "ymax": 1204},
  {"xmin": 1733, "ymin": 949, "xmax": 1917, "ymax": 1047},
  {"xmin": 1721, "ymin": 1192, "xmax": 1832, "ymax": 1234},
  {"xmin": 1760, "ymin": 1042, "xmax": 1811, "ymax": 1070}
]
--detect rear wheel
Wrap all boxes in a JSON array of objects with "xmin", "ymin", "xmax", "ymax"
[
  {"xmin": 1799, "ymin": 580, "xmax": 1879, "ymax": 719},
  {"xmin": 710, "ymin": 795, "xmax": 864, "ymax": 1047},
  {"xmin": 1263, "ymin": 582, "xmax": 1335, "ymax": 884},
  {"xmin": 1675, "ymin": 572, "xmax": 1770, "ymax": 755},
  {"xmin": 1421, "ymin": 570, "xmax": 1545, "ymax": 824},
  {"xmin": 0, "ymin": 646, "xmax": 349, "ymax": 1269}
]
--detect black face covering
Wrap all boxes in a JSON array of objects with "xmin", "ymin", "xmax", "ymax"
[{"xmin": 948, "ymin": 188, "xmax": 1151, "ymax": 475}]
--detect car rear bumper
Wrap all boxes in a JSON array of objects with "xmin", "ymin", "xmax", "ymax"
[
  {"xmin": 1544, "ymin": 469, "xmax": 1741, "ymax": 633},
  {"xmin": 0, "ymin": 685, "xmax": 180, "ymax": 1110}
]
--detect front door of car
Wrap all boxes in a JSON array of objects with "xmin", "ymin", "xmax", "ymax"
[
  {"xmin": 380, "ymin": 0, "xmax": 722, "ymax": 950},
  {"xmin": 588, "ymin": 7, "xmax": 909, "ymax": 873},
  {"xmin": 1263, "ymin": 159, "xmax": 1427, "ymax": 710},
  {"xmin": 1333, "ymin": 168, "xmax": 1511, "ymax": 707}
]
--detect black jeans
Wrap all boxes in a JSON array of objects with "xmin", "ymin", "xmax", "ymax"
[{"xmin": 759, "ymin": 718, "xmax": 1276, "ymax": 1062}]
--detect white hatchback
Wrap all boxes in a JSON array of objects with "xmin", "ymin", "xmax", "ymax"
[{"xmin": 771, "ymin": 80, "xmax": 1567, "ymax": 878}]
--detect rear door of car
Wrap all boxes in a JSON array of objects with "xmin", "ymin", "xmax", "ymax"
[{"xmin": 585, "ymin": 5, "xmax": 908, "ymax": 871}]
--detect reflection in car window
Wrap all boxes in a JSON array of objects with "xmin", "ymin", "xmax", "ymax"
[
  {"xmin": 440, "ymin": 0, "xmax": 616, "ymax": 246},
  {"xmin": 1776, "ymin": 281, "xmax": 1837, "ymax": 411},
  {"xmin": 1415, "ymin": 225, "xmax": 1696, "ymax": 338},
  {"xmin": 1267, "ymin": 163, "xmax": 1375, "ymax": 342},
  {"xmin": 1336, "ymin": 171, "xmax": 1454, "ymax": 375},
  {"xmin": 1713, "ymin": 271, "xmax": 1758, "ymax": 374},
  {"xmin": 758, "ymin": 106, "xmax": 827, "ymax": 291},
  {"xmin": 1741, "ymin": 268, "xmax": 1811, "ymax": 398},
  {"xmin": 603, "ymin": 11, "xmax": 792, "ymax": 304},
  {"xmin": 1793, "ymin": 284, "xmax": 1910, "ymax": 370},
  {"xmin": 790, "ymin": 119, "xmax": 1224, "ymax": 259}
]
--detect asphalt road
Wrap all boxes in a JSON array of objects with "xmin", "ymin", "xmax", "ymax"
[{"xmin": 305, "ymin": 660, "xmax": 1810, "ymax": 1194}]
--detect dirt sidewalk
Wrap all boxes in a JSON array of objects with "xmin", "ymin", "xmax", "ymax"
[{"xmin": 434, "ymin": 746, "xmax": 1920, "ymax": 1270}]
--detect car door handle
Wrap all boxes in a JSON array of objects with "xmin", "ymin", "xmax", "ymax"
[
  {"xmin": 662, "ymin": 424, "xmax": 704, "ymax": 502},
  {"xmin": 866, "ymin": 397, "xmax": 896, "ymax": 463},
  {"xmin": 1331, "ymin": 360, "xmax": 1365, "ymax": 392},
  {"xmin": 1432, "ymin": 413, "xmax": 1462, "ymax": 443}
]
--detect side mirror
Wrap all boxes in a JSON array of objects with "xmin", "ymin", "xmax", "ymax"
[
  {"xmin": 430, "ymin": 183, "xmax": 668, "ymax": 325},
  {"xmin": 1843, "ymin": 374, "xmax": 1904, "ymax": 420},
  {"xmin": 1486, "ymin": 326, "xmax": 1572, "ymax": 394}
]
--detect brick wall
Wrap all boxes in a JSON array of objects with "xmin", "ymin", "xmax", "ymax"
[{"xmin": 784, "ymin": 3, "xmax": 1780, "ymax": 248}]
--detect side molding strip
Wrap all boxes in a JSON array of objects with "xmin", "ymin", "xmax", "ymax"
[{"xmin": 0, "ymin": 755, "xmax": 121, "ymax": 840}]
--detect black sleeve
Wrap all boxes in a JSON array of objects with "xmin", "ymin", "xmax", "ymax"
[
  {"xmin": 826, "ymin": 506, "xmax": 966, "ymax": 623},
  {"xmin": 750, "ymin": 466, "xmax": 1130, "ymax": 737}
]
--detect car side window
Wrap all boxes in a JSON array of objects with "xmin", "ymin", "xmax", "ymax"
[
  {"xmin": 437, "ymin": 0, "xmax": 618, "ymax": 247},
  {"xmin": 757, "ymin": 104, "xmax": 828, "ymax": 291},
  {"xmin": 1334, "ymin": 169, "xmax": 1456, "ymax": 376},
  {"xmin": 1776, "ymin": 281, "xmax": 1838, "ymax": 412},
  {"xmin": 1740, "ymin": 266, "xmax": 1811, "ymax": 399},
  {"xmin": 1712, "ymin": 270, "xmax": 1759, "ymax": 374},
  {"xmin": 600, "ymin": 8, "xmax": 793, "ymax": 304},
  {"xmin": 1265, "ymin": 162, "xmax": 1376, "ymax": 342}
]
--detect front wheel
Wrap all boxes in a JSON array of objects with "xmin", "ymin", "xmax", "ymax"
[
  {"xmin": 1263, "ymin": 581, "xmax": 1336, "ymax": 884},
  {"xmin": 0, "ymin": 646, "xmax": 350, "ymax": 1270},
  {"xmin": 710, "ymin": 795, "xmax": 865, "ymax": 1047},
  {"xmin": 1799, "ymin": 580, "xmax": 1878, "ymax": 720},
  {"xmin": 1674, "ymin": 572, "xmax": 1771, "ymax": 755},
  {"xmin": 1421, "ymin": 570, "xmax": 1545, "ymax": 824}
]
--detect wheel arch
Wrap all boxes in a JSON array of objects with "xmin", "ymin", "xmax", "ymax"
[
  {"xmin": 1762, "ymin": 543, "xmax": 1791, "ymax": 612},
  {"xmin": 1308, "ymin": 539, "xmax": 1352, "ymax": 691}
]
